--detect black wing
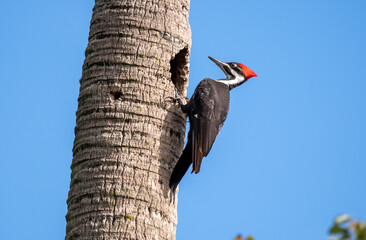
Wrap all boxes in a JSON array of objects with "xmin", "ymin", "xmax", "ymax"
[
  {"xmin": 169, "ymin": 79, "xmax": 230, "ymax": 192},
  {"xmin": 189, "ymin": 79, "xmax": 230, "ymax": 174}
]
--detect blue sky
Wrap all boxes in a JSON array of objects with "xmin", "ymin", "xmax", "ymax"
[{"xmin": 0, "ymin": 1, "xmax": 365, "ymax": 240}]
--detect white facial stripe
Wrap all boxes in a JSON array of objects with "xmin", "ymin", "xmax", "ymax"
[
  {"xmin": 217, "ymin": 74, "xmax": 245, "ymax": 87},
  {"xmin": 216, "ymin": 63, "xmax": 246, "ymax": 89}
]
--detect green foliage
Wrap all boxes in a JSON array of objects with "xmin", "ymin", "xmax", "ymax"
[
  {"xmin": 233, "ymin": 215, "xmax": 365, "ymax": 240},
  {"xmin": 329, "ymin": 215, "xmax": 366, "ymax": 240},
  {"xmin": 235, "ymin": 234, "xmax": 254, "ymax": 240}
]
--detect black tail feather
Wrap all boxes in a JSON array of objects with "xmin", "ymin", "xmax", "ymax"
[{"xmin": 169, "ymin": 140, "xmax": 192, "ymax": 193}]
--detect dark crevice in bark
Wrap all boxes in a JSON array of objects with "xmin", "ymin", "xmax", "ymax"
[
  {"xmin": 83, "ymin": 60, "xmax": 160, "ymax": 71},
  {"xmin": 80, "ymin": 79, "xmax": 169, "ymax": 93},
  {"xmin": 169, "ymin": 47, "xmax": 189, "ymax": 95},
  {"xmin": 90, "ymin": 32, "xmax": 132, "ymax": 41},
  {"xmin": 108, "ymin": 4, "xmax": 131, "ymax": 11}
]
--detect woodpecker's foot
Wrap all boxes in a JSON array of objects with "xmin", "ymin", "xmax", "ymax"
[
  {"xmin": 175, "ymin": 89, "xmax": 190, "ymax": 103},
  {"xmin": 164, "ymin": 96, "xmax": 177, "ymax": 103},
  {"xmin": 174, "ymin": 88, "xmax": 184, "ymax": 106},
  {"xmin": 164, "ymin": 88, "xmax": 183, "ymax": 105}
]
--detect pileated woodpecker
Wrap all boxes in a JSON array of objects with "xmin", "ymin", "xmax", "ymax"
[{"xmin": 169, "ymin": 56, "xmax": 257, "ymax": 192}]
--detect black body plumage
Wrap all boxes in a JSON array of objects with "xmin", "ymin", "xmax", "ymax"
[{"xmin": 169, "ymin": 78, "xmax": 230, "ymax": 192}]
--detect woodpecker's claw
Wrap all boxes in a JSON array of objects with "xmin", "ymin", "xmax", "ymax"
[
  {"xmin": 174, "ymin": 88, "xmax": 184, "ymax": 106},
  {"xmin": 164, "ymin": 88, "xmax": 184, "ymax": 105},
  {"xmin": 164, "ymin": 96, "xmax": 176, "ymax": 103}
]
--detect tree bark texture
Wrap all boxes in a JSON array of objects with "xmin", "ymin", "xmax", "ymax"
[{"xmin": 66, "ymin": 1, "xmax": 191, "ymax": 239}]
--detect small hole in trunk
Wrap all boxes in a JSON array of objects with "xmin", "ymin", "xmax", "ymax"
[{"xmin": 110, "ymin": 91, "xmax": 122, "ymax": 100}]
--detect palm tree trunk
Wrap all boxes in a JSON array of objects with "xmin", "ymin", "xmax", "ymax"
[{"xmin": 66, "ymin": 0, "xmax": 191, "ymax": 239}]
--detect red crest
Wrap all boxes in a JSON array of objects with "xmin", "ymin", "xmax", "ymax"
[{"xmin": 239, "ymin": 63, "xmax": 257, "ymax": 79}]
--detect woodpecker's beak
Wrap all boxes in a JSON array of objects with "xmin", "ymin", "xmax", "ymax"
[
  {"xmin": 208, "ymin": 56, "xmax": 226, "ymax": 66},
  {"xmin": 208, "ymin": 56, "xmax": 231, "ymax": 78}
]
